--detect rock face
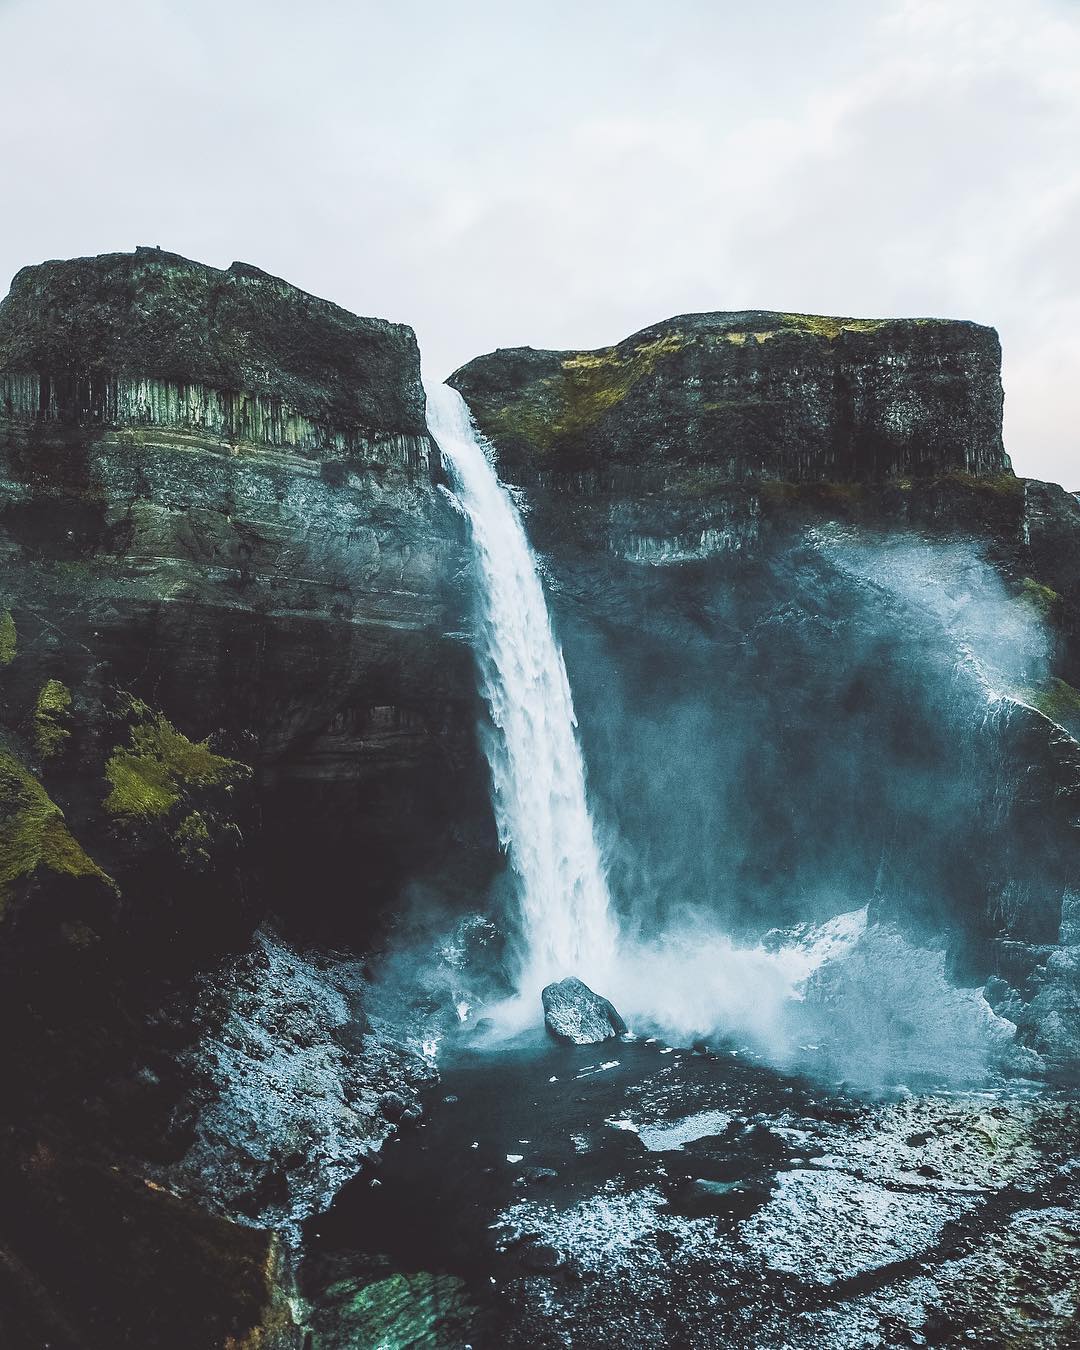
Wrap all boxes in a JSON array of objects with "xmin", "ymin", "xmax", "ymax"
[
  {"xmin": 542, "ymin": 976, "xmax": 627, "ymax": 1044},
  {"xmin": 455, "ymin": 313, "xmax": 1080, "ymax": 1068},
  {"xmin": 168, "ymin": 929, "xmax": 436, "ymax": 1238},
  {"xmin": 0, "ymin": 250, "xmax": 492, "ymax": 1349},
  {"xmin": 0, "ymin": 248, "xmax": 427, "ymax": 449},
  {"xmin": 452, "ymin": 312, "xmax": 1017, "ymax": 571},
  {"xmin": 0, "ymin": 247, "xmax": 493, "ymax": 938},
  {"xmin": 5, "ymin": 258, "xmax": 1080, "ymax": 1343},
  {"xmin": 453, "ymin": 311, "xmax": 1006, "ymax": 487}
]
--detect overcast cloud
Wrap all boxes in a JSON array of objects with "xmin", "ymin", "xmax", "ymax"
[{"xmin": 0, "ymin": 0, "xmax": 1076, "ymax": 483}]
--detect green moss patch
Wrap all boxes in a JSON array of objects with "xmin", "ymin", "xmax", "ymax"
[
  {"xmin": 1019, "ymin": 577, "xmax": 1061, "ymax": 619},
  {"xmin": 34, "ymin": 680, "xmax": 73, "ymax": 758},
  {"xmin": 0, "ymin": 751, "xmax": 111, "ymax": 914},
  {"xmin": 104, "ymin": 703, "xmax": 248, "ymax": 821},
  {"xmin": 935, "ymin": 470, "xmax": 1023, "ymax": 499},
  {"xmin": 172, "ymin": 811, "xmax": 212, "ymax": 868},
  {"xmin": 779, "ymin": 314, "xmax": 889, "ymax": 341},
  {"xmin": 313, "ymin": 1272, "xmax": 476, "ymax": 1350},
  {"xmin": 0, "ymin": 609, "xmax": 16, "ymax": 665},
  {"xmin": 1014, "ymin": 677, "xmax": 1080, "ymax": 730},
  {"xmin": 488, "ymin": 332, "xmax": 687, "ymax": 450}
]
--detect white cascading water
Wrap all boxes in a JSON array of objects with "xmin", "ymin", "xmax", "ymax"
[{"xmin": 425, "ymin": 381, "xmax": 618, "ymax": 997}]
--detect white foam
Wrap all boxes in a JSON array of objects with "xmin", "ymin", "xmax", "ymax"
[{"xmin": 636, "ymin": 1110, "xmax": 733, "ymax": 1152}]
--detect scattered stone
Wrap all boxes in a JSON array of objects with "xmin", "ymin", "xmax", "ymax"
[
  {"xmin": 521, "ymin": 1166, "xmax": 559, "ymax": 1185},
  {"xmin": 380, "ymin": 1092, "xmax": 407, "ymax": 1123},
  {"xmin": 521, "ymin": 1241, "xmax": 563, "ymax": 1273},
  {"xmin": 542, "ymin": 977, "xmax": 627, "ymax": 1045}
]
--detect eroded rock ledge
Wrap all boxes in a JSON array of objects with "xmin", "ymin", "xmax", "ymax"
[
  {"xmin": 452, "ymin": 311, "xmax": 1008, "ymax": 493},
  {"xmin": 0, "ymin": 247, "xmax": 430, "ymax": 463}
]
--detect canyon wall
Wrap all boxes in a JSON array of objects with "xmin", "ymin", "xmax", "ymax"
[
  {"xmin": 3, "ymin": 254, "xmax": 1080, "ymax": 1346},
  {"xmin": 0, "ymin": 248, "xmax": 493, "ymax": 944},
  {"xmin": 0, "ymin": 250, "xmax": 491, "ymax": 1349},
  {"xmin": 454, "ymin": 315, "xmax": 1080, "ymax": 1073}
]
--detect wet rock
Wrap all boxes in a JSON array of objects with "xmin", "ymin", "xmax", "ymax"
[
  {"xmin": 678, "ymin": 1177, "xmax": 754, "ymax": 1208},
  {"xmin": 740, "ymin": 1167, "xmax": 973, "ymax": 1285},
  {"xmin": 168, "ymin": 930, "xmax": 434, "ymax": 1236},
  {"xmin": 521, "ymin": 1241, "xmax": 563, "ymax": 1273},
  {"xmin": 380, "ymin": 1092, "xmax": 407, "ymax": 1123},
  {"xmin": 520, "ymin": 1166, "xmax": 559, "ymax": 1185},
  {"xmin": 542, "ymin": 977, "xmax": 627, "ymax": 1045},
  {"xmin": 310, "ymin": 1271, "xmax": 476, "ymax": 1350}
]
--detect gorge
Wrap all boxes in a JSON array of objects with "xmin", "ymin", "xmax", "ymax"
[{"xmin": 1, "ymin": 248, "xmax": 1079, "ymax": 1348}]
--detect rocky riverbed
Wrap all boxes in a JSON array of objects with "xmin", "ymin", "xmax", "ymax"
[{"xmin": 298, "ymin": 1029, "xmax": 1080, "ymax": 1348}]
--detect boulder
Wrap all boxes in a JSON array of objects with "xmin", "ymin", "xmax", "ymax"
[{"xmin": 541, "ymin": 977, "xmax": 626, "ymax": 1045}]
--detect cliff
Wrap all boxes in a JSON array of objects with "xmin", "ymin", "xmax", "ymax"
[
  {"xmin": 454, "ymin": 313, "xmax": 1080, "ymax": 1076},
  {"xmin": 0, "ymin": 250, "xmax": 491, "ymax": 1348},
  {"xmin": 0, "ymin": 247, "xmax": 428, "ymax": 457},
  {"xmin": 3, "ymin": 255, "xmax": 1080, "ymax": 1346},
  {"xmin": 452, "ymin": 310, "xmax": 1007, "ymax": 486},
  {"xmin": 0, "ymin": 248, "xmax": 492, "ymax": 938}
]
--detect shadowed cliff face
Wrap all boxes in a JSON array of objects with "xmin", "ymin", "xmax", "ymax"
[
  {"xmin": 0, "ymin": 249, "xmax": 494, "ymax": 945},
  {"xmin": 453, "ymin": 315, "xmax": 1080, "ymax": 1073},
  {"xmin": 0, "ymin": 250, "xmax": 501, "ymax": 1349}
]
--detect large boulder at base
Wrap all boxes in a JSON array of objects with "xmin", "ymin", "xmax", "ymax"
[{"xmin": 542, "ymin": 977, "xmax": 627, "ymax": 1045}]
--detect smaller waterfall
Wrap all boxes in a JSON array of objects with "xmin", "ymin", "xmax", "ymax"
[{"xmin": 425, "ymin": 381, "xmax": 617, "ymax": 996}]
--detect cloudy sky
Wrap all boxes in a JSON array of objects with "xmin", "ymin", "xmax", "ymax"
[{"xmin": 1, "ymin": 0, "xmax": 1077, "ymax": 483}]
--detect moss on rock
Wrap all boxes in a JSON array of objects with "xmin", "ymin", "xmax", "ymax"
[
  {"xmin": 936, "ymin": 470, "xmax": 1023, "ymax": 499},
  {"xmin": 0, "ymin": 751, "xmax": 112, "ymax": 914},
  {"xmin": 488, "ymin": 332, "xmax": 686, "ymax": 450},
  {"xmin": 1019, "ymin": 576, "xmax": 1061, "ymax": 619},
  {"xmin": 103, "ymin": 702, "xmax": 249, "ymax": 821},
  {"xmin": 34, "ymin": 679, "xmax": 73, "ymax": 758},
  {"xmin": 779, "ymin": 313, "xmax": 889, "ymax": 341},
  {"xmin": 1014, "ymin": 677, "xmax": 1080, "ymax": 732},
  {"xmin": 312, "ymin": 1271, "xmax": 476, "ymax": 1350},
  {"xmin": 0, "ymin": 609, "xmax": 16, "ymax": 665},
  {"xmin": 172, "ymin": 810, "xmax": 212, "ymax": 868}
]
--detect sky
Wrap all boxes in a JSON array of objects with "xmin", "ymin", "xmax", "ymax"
[{"xmin": 0, "ymin": 0, "xmax": 1077, "ymax": 484}]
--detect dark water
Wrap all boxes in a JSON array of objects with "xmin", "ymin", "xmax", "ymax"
[{"xmin": 301, "ymin": 1028, "xmax": 862, "ymax": 1341}]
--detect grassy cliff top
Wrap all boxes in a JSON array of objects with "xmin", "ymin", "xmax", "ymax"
[{"xmin": 451, "ymin": 308, "xmax": 1006, "ymax": 482}]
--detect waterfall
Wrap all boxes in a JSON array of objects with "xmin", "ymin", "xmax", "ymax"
[{"xmin": 425, "ymin": 381, "xmax": 617, "ymax": 996}]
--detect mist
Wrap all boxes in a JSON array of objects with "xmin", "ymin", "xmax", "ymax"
[
  {"xmin": 509, "ymin": 526, "xmax": 1067, "ymax": 1083},
  {"xmin": 367, "ymin": 519, "xmax": 1065, "ymax": 1088}
]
